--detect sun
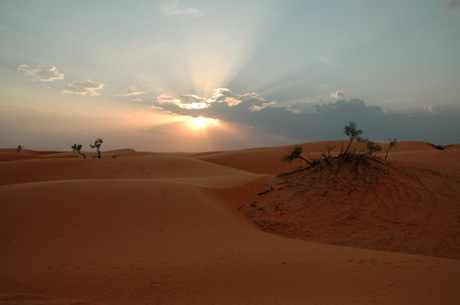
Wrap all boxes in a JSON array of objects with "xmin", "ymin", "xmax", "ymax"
[{"xmin": 186, "ymin": 116, "xmax": 220, "ymax": 130}]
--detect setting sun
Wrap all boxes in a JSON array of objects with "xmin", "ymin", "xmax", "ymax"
[{"xmin": 186, "ymin": 116, "xmax": 220, "ymax": 130}]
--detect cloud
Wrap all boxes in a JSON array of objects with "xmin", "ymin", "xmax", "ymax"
[
  {"xmin": 150, "ymin": 88, "xmax": 460, "ymax": 144},
  {"xmin": 156, "ymin": 88, "xmax": 274, "ymax": 112},
  {"xmin": 211, "ymin": 88, "xmax": 243, "ymax": 106},
  {"xmin": 157, "ymin": 94, "xmax": 209, "ymax": 110},
  {"xmin": 162, "ymin": 2, "xmax": 202, "ymax": 16},
  {"xmin": 446, "ymin": 0, "xmax": 459, "ymax": 10},
  {"xmin": 425, "ymin": 104, "xmax": 460, "ymax": 115},
  {"xmin": 157, "ymin": 88, "xmax": 275, "ymax": 111},
  {"xmin": 62, "ymin": 79, "xmax": 104, "ymax": 96},
  {"xmin": 115, "ymin": 85, "xmax": 146, "ymax": 97},
  {"xmin": 18, "ymin": 64, "xmax": 64, "ymax": 82},
  {"xmin": 330, "ymin": 90, "xmax": 345, "ymax": 99}
]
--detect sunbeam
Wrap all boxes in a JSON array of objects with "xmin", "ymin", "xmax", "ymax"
[{"xmin": 178, "ymin": 3, "xmax": 276, "ymax": 98}]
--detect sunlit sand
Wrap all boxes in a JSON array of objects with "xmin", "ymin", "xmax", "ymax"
[{"xmin": 1, "ymin": 141, "xmax": 460, "ymax": 305}]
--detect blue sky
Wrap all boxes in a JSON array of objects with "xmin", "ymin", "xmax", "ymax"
[{"xmin": 1, "ymin": 0, "xmax": 459, "ymax": 152}]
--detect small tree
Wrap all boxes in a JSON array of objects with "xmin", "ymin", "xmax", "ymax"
[
  {"xmin": 385, "ymin": 138, "xmax": 397, "ymax": 160},
  {"xmin": 90, "ymin": 138, "xmax": 103, "ymax": 159},
  {"xmin": 71, "ymin": 143, "xmax": 86, "ymax": 159},
  {"xmin": 16, "ymin": 145, "xmax": 23, "ymax": 153},
  {"xmin": 343, "ymin": 121, "xmax": 363, "ymax": 155},
  {"xmin": 283, "ymin": 145, "xmax": 310, "ymax": 166},
  {"xmin": 366, "ymin": 141, "xmax": 382, "ymax": 155}
]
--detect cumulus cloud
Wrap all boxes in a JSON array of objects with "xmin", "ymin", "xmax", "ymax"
[
  {"xmin": 157, "ymin": 94, "xmax": 209, "ymax": 109},
  {"xmin": 62, "ymin": 79, "xmax": 104, "ymax": 96},
  {"xmin": 212, "ymin": 88, "xmax": 243, "ymax": 106},
  {"xmin": 162, "ymin": 1, "xmax": 201, "ymax": 16},
  {"xmin": 150, "ymin": 88, "xmax": 460, "ymax": 144},
  {"xmin": 156, "ymin": 88, "xmax": 273, "ymax": 111},
  {"xmin": 18, "ymin": 64, "xmax": 64, "ymax": 82},
  {"xmin": 330, "ymin": 90, "xmax": 345, "ymax": 99}
]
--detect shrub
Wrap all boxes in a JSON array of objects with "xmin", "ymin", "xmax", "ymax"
[
  {"xmin": 71, "ymin": 143, "xmax": 86, "ymax": 159},
  {"xmin": 90, "ymin": 138, "xmax": 103, "ymax": 159},
  {"xmin": 343, "ymin": 121, "xmax": 363, "ymax": 155},
  {"xmin": 283, "ymin": 122, "xmax": 396, "ymax": 171},
  {"xmin": 385, "ymin": 138, "xmax": 397, "ymax": 160}
]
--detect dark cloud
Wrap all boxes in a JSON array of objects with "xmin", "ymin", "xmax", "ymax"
[{"xmin": 151, "ymin": 88, "xmax": 460, "ymax": 145}]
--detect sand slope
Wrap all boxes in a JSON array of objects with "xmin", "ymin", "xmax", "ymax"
[{"xmin": 1, "ymin": 142, "xmax": 460, "ymax": 305}]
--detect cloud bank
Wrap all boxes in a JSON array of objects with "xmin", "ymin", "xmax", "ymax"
[
  {"xmin": 151, "ymin": 88, "xmax": 460, "ymax": 145},
  {"xmin": 18, "ymin": 64, "xmax": 64, "ymax": 82}
]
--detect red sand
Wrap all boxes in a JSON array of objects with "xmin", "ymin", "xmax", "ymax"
[{"xmin": 1, "ymin": 141, "xmax": 460, "ymax": 305}]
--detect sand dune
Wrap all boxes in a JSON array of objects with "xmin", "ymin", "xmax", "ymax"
[{"xmin": 1, "ymin": 141, "xmax": 460, "ymax": 304}]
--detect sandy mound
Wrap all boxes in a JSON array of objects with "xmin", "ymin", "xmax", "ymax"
[
  {"xmin": 1, "ymin": 141, "xmax": 460, "ymax": 305},
  {"xmin": 242, "ymin": 156, "xmax": 460, "ymax": 259}
]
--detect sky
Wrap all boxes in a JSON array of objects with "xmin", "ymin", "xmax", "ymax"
[{"xmin": 1, "ymin": 0, "xmax": 459, "ymax": 152}]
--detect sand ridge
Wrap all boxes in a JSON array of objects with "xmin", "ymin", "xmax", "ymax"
[{"xmin": 1, "ymin": 141, "xmax": 460, "ymax": 305}]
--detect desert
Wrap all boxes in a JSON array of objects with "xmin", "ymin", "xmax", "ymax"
[
  {"xmin": 3, "ymin": 1, "xmax": 460, "ymax": 304},
  {"xmin": 1, "ymin": 140, "xmax": 460, "ymax": 305}
]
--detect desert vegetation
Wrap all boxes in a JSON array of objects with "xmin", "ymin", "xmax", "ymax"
[
  {"xmin": 429, "ymin": 143, "xmax": 453, "ymax": 150},
  {"xmin": 71, "ymin": 143, "xmax": 86, "ymax": 159},
  {"xmin": 70, "ymin": 139, "xmax": 103, "ymax": 159},
  {"xmin": 283, "ymin": 121, "xmax": 396, "ymax": 171},
  {"xmin": 385, "ymin": 138, "xmax": 397, "ymax": 159},
  {"xmin": 90, "ymin": 138, "xmax": 103, "ymax": 159}
]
